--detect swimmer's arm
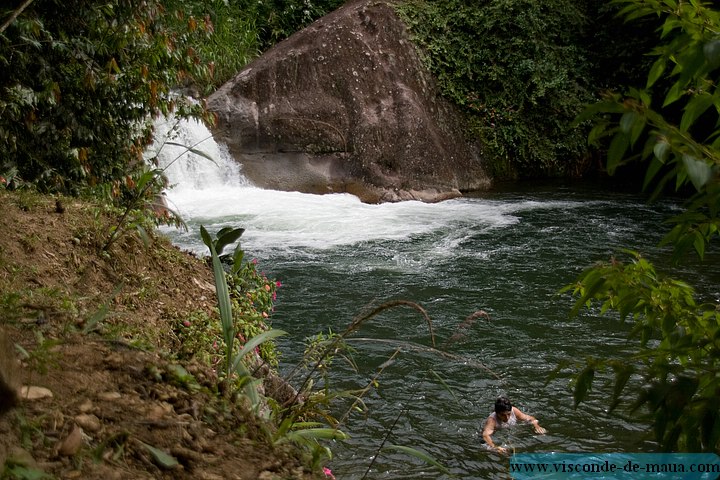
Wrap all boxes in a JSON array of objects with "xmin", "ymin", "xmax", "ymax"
[
  {"xmin": 513, "ymin": 407, "xmax": 547, "ymax": 434},
  {"xmin": 482, "ymin": 416, "xmax": 499, "ymax": 448}
]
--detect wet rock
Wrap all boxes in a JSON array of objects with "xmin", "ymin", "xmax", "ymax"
[{"xmin": 208, "ymin": 0, "xmax": 490, "ymax": 203}]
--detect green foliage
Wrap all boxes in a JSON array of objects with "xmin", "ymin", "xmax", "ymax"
[
  {"xmin": 159, "ymin": 0, "xmax": 261, "ymax": 90},
  {"xmin": 563, "ymin": 251, "xmax": 720, "ymax": 452},
  {"xmin": 394, "ymin": 0, "xmax": 596, "ymax": 178},
  {"xmin": 568, "ymin": 0, "xmax": 720, "ymax": 453},
  {"xmin": 274, "ymin": 301, "xmax": 454, "ymax": 474},
  {"xmin": 578, "ymin": 0, "xmax": 720, "ymax": 260},
  {"xmin": 233, "ymin": 0, "xmax": 346, "ymax": 52},
  {"xmin": 14, "ymin": 331, "xmax": 61, "ymax": 376},
  {"xmin": 200, "ymin": 225, "xmax": 284, "ymax": 413},
  {"xmin": 0, "ymin": 0, "xmax": 216, "ymax": 195}
]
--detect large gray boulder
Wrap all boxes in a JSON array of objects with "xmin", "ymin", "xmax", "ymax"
[{"xmin": 207, "ymin": 0, "xmax": 491, "ymax": 203}]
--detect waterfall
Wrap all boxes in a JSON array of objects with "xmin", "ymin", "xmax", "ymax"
[
  {"xmin": 148, "ymin": 114, "xmax": 525, "ymax": 255},
  {"xmin": 147, "ymin": 115, "xmax": 251, "ymax": 192}
]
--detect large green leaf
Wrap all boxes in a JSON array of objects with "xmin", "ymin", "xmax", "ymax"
[
  {"xmin": 682, "ymin": 154, "xmax": 712, "ymax": 191},
  {"xmin": 647, "ymin": 57, "xmax": 667, "ymax": 88},
  {"xmin": 286, "ymin": 428, "xmax": 349, "ymax": 441},
  {"xmin": 573, "ymin": 364, "xmax": 595, "ymax": 408},
  {"xmin": 215, "ymin": 227, "xmax": 245, "ymax": 256},
  {"xmin": 230, "ymin": 329, "xmax": 287, "ymax": 374},
  {"xmin": 139, "ymin": 442, "xmax": 179, "ymax": 470},
  {"xmin": 200, "ymin": 225, "xmax": 235, "ymax": 367},
  {"xmin": 680, "ymin": 93, "xmax": 714, "ymax": 132},
  {"xmin": 607, "ymin": 133, "xmax": 630, "ymax": 175}
]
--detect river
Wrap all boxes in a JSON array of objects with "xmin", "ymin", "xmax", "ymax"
[{"xmin": 152, "ymin": 118, "xmax": 718, "ymax": 479}]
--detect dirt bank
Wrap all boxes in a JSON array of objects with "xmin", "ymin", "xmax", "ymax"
[{"xmin": 0, "ymin": 191, "xmax": 322, "ymax": 480}]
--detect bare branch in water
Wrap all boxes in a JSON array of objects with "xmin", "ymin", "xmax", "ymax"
[{"xmin": 442, "ymin": 309, "xmax": 491, "ymax": 349}]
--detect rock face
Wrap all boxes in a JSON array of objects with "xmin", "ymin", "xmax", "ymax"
[{"xmin": 207, "ymin": 0, "xmax": 490, "ymax": 203}]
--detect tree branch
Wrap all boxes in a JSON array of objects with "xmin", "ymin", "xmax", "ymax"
[{"xmin": 0, "ymin": 0, "xmax": 35, "ymax": 35}]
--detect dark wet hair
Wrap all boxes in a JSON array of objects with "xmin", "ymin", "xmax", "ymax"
[{"xmin": 494, "ymin": 396, "xmax": 512, "ymax": 413}]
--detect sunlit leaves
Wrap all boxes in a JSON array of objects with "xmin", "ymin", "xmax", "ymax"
[
  {"xmin": 578, "ymin": 0, "xmax": 720, "ymax": 264},
  {"xmin": 0, "ymin": 0, "xmax": 214, "ymax": 193},
  {"xmin": 564, "ymin": 252, "xmax": 720, "ymax": 451},
  {"xmin": 682, "ymin": 153, "xmax": 712, "ymax": 190}
]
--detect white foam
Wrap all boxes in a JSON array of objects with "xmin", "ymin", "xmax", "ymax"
[{"xmin": 151, "ymin": 117, "xmax": 595, "ymax": 253}]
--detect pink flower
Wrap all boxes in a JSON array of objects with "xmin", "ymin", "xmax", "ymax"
[
  {"xmin": 252, "ymin": 258, "xmax": 258, "ymax": 264},
  {"xmin": 275, "ymin": 281, "xmax": 282, "ymax": 288},
  {"xmin": 262, "ymin": 311, "xmax": 269, "ymax": 318},
  {"xmin": 322, "ymin": 467, "xmax": 335, "ymax": 479},
  {"xmin": 264, "ymin": 284, "xmax": 271, "ymax": 292},
  {"xmin": 182, "ymin": 320, "xmax": 191, "ymax": 327}
]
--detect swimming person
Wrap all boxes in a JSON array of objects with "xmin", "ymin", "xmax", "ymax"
[{"xmin": 482, "ymin": 396, "xmax": 546, "ymax": 454}]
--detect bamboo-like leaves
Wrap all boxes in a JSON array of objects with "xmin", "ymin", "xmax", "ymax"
[
  {"xmin": 647, "ymin": 57, "xmax": 666, "ymax": 88},
  {"xmin": 564, "ymin": 248, "xmax": 720, "ymax": 451},
  {"xmin": 609, "ymin": 362, "xmax": 634, "ymax": 412},
  {"xmin": 200, "ymin": 225, "xmax": 235, "ymax": 369},
  {"xmin": 230, "ymin": 329, "xmax": 287, "ymax": 376},
  {"xmin": 680, "ymin": 93, "xmax": 714, "ymax": 132},
  {"xmin": 607, "ymin": 133, "xmax": 630, "ymax": 175},
  {"xmin": 573, "ymin": 364, "xmax": 595, "ymax": 409}
]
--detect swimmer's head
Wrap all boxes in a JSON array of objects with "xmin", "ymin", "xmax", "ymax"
[{"xmin": 494, "ymin": 396, "xmax": 512, "ymax": 422}]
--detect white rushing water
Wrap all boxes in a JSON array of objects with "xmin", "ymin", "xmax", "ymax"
[
  {"xmin": 150, "ymin": 116, "xmax": 694, "ymax": 480},
  {"xmin": 152, "ymin": 116, "xmax": 602, "ymax": 258}
]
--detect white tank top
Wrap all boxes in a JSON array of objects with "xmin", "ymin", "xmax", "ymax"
[{"xmin": 490, "ymin": 410, "xmax": 517, "ymax": 428}]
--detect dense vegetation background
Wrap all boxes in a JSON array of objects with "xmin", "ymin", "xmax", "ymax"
[
  {"xmin": 2, "ymin": 0, "xmax": 719, "ymax": 455},
  {"xmin": 1, "ymin": 0, "xmax": 657, "ymax": 194}
]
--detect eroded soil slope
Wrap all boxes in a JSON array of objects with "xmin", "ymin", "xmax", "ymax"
[{"xmin": 0, "ymin": 191, "xmax": 318, "ymax": 480}]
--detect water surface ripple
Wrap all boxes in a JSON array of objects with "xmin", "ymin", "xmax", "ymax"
[{"xmin": 156, "ymin": 120, "xmax": 717, "ymax": 479}]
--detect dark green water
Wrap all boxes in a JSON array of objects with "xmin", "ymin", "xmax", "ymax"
[
  {"xmin": 155, "ymin": 121, "xmax": 719, "ymax": 479},
  {"xmin": 262, "ymin": 188, "xmax": 685, "ymax": 479}
]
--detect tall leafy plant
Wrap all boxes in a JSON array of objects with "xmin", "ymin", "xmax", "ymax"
[
  {"xmin": 566, "ymin": 0, "xmax": 720, "ymax": 452},
  {"xmin": 579, "ymin": 0, "xmax": 720, "ymax": 260},
  {"xmin": 200, "ymin": 225, "xmax": 285, "ymax": 414}
]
